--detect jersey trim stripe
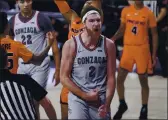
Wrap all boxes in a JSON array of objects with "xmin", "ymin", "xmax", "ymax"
[
  {"xmin": 36, "ymin": 11, "xmax": 40, "ymax": 30},
  {"xmin": 104, "ymin": 37, "xmax": 108, "ymax": 57},
  {"xmin": 79, "ymin": 33, "xmax": 101, "ymax": 51},
  {"xmin": 72, "ymin": 35, "xmax": 77, "ymax": 57}
]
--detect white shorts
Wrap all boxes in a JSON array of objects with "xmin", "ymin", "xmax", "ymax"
[
  {"xmin": 68, "ymin": 92, "xmax": 111, "ymax": 120},
  {"xmin": 17, "ymin": 56, "xmax": 50, "ymax": 89}
]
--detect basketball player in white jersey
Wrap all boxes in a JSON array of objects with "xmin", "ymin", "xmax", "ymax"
[
  {"xmin": 9, "ymin": 0, "xmax": 60, "ymax": 118},
  {"xmin": 9, "ymin": 0, "xmax": 60, "ymax": 87},
  {"xmin": 60, "ymin": 8, "xmax": 116, "ymax": 119}
]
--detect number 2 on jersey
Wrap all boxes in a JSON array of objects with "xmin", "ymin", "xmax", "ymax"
[
  {"xmin": 89, "ymin": 66, "xmax": 96, "ymax": 78},
  {"xmin": 22, "ymin": 35, "xmax": 32, "ymax": 45},
  {"xmin": 131, "ymin": 26, "xmax": 137, "ymax": 35}
]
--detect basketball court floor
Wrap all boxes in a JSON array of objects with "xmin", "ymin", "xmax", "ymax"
[{"xmin": 40, "ymin": 60, "xmax": 167, "ymax": 119}]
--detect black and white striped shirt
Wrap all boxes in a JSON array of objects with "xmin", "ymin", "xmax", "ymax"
[{"xmin": 0, "ymin": 70, "xmax": 47, "ymax": 120}]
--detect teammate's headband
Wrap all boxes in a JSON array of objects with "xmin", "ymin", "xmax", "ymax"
[{"xmin": 82, "ymin": 10, "xmax": 100, "ymax": 23}]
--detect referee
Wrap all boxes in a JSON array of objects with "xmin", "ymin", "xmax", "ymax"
[{"xmin": 0, "ymin": 47, "xmax": 57, "ymax": 120}]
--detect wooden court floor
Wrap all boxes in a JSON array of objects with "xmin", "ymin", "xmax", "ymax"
[{"xmin": 40, "ymin": 72, "xmax": 167, "ymax": 119}]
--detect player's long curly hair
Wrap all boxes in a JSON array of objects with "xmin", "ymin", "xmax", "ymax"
[{"xmin": 0, "ymin": 12, "xmax": 8, "ymax": 34}]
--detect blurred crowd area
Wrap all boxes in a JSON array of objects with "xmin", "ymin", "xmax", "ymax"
[
  {"xmin": 1, "ymin": 0, "xmax": 168, "ymax": 77},
  {"xmin": 0, "ymin": 0, "xmax": 129, "ymax": 43}
]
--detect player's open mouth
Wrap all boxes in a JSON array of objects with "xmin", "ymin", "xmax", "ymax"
[{"xmin": 94, "ymin": 29, "xmax": 99, "ymax": 32}]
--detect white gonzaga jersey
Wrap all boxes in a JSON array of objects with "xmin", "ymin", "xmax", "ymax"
[
  {"xmin": 143, "ymin": 1, "xmax": 158, "ymax": 17},
  {"xmin": 13, "ymin": 11, "xmax": 47, "ymax": 54},
  {"xmin": 71, "ymin": 34, "xmax": 107, "ymax": 94}
]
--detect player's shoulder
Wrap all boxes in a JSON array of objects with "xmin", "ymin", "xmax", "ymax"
[
  {"xmin": 1, "ymin": 37, "xmax": 14, "ymax": 43},
  {"xmin": 9, "ymin": 14, "xmax": 16, "ymax": 24},
  {"xmin": 37, "ymin": 11, "xmax": 44, "ymax": 17},
  {"xmin": 105, "ymin": 37, "xmax": 114, "ymax": 45},
  {"xmin": 64, "ymin": 37, "xmax": 76, "ymax": 47},
  {"xmin": 122, "ymin": 5, "xmax": 132, "ymax": 12},
  {"xmin": 143, "ymin": 6, "xmax": 154, "ymax": 14},
  {"xmin": 104, "ymin": 36, "xmax": 115, "ymax": 48},
  {"xmin": 37, "ymin": 11, "xmax": 51, "ymax": 24},
  {"xmin": 63, "ymin": 37, "xmax": 77, "ymax": 53}
]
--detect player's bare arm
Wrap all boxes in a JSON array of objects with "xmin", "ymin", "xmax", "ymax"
[
  {"xmin": 150, "ymin": 27, "xmax": 158, "ymax": 67},
  {"xmin": 111, "ymin": 7, "xmax": 127, "ymax": 41},
  {"xmin": 60, "ymin": 40, "xmax": 85, "ymax": 98},
  {"xmin": 156, "ymin": 7, "xmax": 167, "ymax": 23},
  {"xmin": 105, "ymin": 38, "xmax": 116, "ymax": 110},
  {"xmin": 98, "ymin": 38, "xmax": 116, "ymax": 117},
  {"xmin": 111, "ymin": 22, "xmax": 126, "ymax": 41},
  {"xmin": 51, "ymin": 32, "xmax": 61, "ymax": 86},
  {"xmin": 39, "ymin": 97, "xmax": 57, "ymax": 119},
  {"xmin": 53, "ymin": 0, "xmax": 80, "ymax": 23},
  {"xmin": 60, "ymin": 39, "xmax": 98, "ymax": 101}
]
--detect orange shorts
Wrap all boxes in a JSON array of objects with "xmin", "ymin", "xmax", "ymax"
[
  {"xmin": 120, "ymin": 44, "xmax": 153, "ymax": 74},
  {"xmin": 60, "ymin": 87, "xmax": 69, "ymax": 104}
]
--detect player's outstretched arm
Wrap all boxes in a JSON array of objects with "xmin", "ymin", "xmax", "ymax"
[
  {"xmin": 53, "ymin": 0, "xmax": 79, "ymax": 23},
  {"xmin": 19, "ymin": 32, "xmax": 55, "ymax": 64}
]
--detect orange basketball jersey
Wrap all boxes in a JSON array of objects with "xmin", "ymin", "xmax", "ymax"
[
  {"xmin": 121, "ymin": 5, "xmax": 157, "ymax": 45},
  {"xmin": 68, "ymin": 17, "xmax": 84, "ymax": 39},
  {"xmin": 0, "ymin": 38, "xmax": 33, "ymax": 74}
]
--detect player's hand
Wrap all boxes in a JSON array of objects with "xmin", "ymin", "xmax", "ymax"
[
  {"xmin": 83, "ymin": 89, "xmax": 99, "ymax": 101},
  {"xmin": 46, "ymin": 31, "xmax": 57, "ymax": 46},
  {"xmin": 152, "ymin": 55, "xmax": 157, "ymax": 67},
  {"xmin": 98, "ymin": 104, "xmax": 109, "ymax": 118},
  {"xmin": 52, "ymin": 70, "xmax": 60, "ymax": 86}
]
